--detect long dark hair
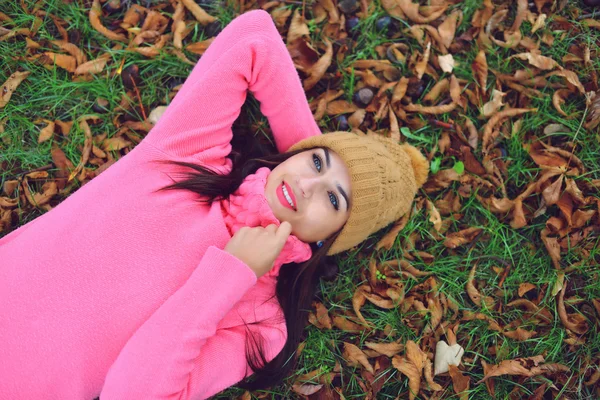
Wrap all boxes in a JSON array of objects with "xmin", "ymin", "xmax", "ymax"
[{"xmin": 151, "ymin": 132, "xmax": 341, "ymax": 392}]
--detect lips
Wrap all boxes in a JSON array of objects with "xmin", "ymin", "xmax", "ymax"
[{"xmin": 276, "ymin": 180, "xmax": 297, "ymax": 211}]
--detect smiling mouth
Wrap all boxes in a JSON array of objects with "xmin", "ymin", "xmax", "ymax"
[{"xmin": 282, "ymin": 182, "xmax": 296, "ymax": 211}]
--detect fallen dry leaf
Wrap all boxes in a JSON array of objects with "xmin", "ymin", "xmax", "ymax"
[
  {"xmin": 89, "ymin": 0, "xmax": 127, "ymax": 42},
  {"xmin": 343, "ymin": 342, "xmax": 374, "ymax": 374},
  {"xmin": 477, "ymin": 355, "xmax": 569, "ymax": 384},
  {"xmin": 481, "ymin": 89, "xmax": 506, "ymax": 117},
  {"xmin": 38, "ymin": 121, "xmax": 55, "ymax": 143},
  {"xmin": 448, "ymin": 365, "xmax": 470, "ymax": 400},
  {"xmin": 74, "ymin": 57, "xmax": 108, "ymax": 75},
  {"xmin": 511, "ymin": 49, "xmax": 559, "ymax": 70},
  {"xmin": 0, "ymin": 71, "xmax": 30, "ymax": 108},
  {"xmin": 399, "ymin": 0, "xmax": 447, "ymax": 23},
  {"xmin": 443, "ymin": 227, "xmax": 482, "ymax": 248},
  {"xmin": 303, "ymin": 38, "xmax": 333, "ymax": 91},
  {"xmin": 181, "ymin": 0, "xmax": 215, "ymax": 24}
]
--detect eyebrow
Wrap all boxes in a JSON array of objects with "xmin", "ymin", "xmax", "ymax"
[
  {"xmin": 324, "ymin": 148, "xmax": 350, "ymax": 211},
  {"xmin": 337, "ymin": 184, "xmax": 350, "ymax": 211}
]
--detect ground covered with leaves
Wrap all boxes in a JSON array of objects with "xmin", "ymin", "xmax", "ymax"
[{"xmin": 1, "ymin": 0, "xmax": 600, "ymax": 398}]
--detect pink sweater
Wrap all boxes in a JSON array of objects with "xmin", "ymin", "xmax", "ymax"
[{"xmin": 0, "ymin": 10, "xmax": 320, "ymax": 400}]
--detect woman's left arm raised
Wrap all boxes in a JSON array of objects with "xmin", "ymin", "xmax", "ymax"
[
  {"xmin": 100, "ymin": 246, "xmax": 286, "ymax": 399},
  {"xmin": 144, "ymin": 10, "xmax": 321, "ymax": 166}
]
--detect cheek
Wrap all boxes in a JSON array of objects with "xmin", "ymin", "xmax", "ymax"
[{"xmin": 300, "ymin": 202, "xmax": 345, "ymax": 234}]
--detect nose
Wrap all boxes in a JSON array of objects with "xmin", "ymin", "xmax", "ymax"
[{"xmin": 296, "ymin": 175, "xmax": 324, "ymax": 198}]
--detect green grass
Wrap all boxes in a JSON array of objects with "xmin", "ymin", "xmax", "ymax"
[{"xmin": 2, "ymin": 0, "xmax": 600, "ymax": 399}]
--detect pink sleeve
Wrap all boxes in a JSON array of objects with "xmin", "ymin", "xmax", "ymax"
[
  {"xmin": 144, "ymin": 10, "xmax": 321, "ymax": 165},
  {"xmin": 99, "ymin": 246, "xmax": 286, "ymax": 399}
]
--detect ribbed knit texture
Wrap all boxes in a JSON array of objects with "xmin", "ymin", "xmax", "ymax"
[
  {"xmin": 0, "ymin": 10, "xmax": 320, "ymax": 400},
  {"xmin": 221, "ymin": 167, "xmax": 312, "ymax": 277},
  {"xmin": 290, "ymin": 132, "xmax": 429, "ymax": 255}
]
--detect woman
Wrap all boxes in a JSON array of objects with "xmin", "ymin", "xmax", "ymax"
[{"xmin": 0, "ymin": 9, "xmax": 428, "ymax": 400}]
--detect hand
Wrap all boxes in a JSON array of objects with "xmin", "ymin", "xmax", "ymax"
[{"xmin": 224, "ymin": 222, "xmax": 292, "ymax": 278}]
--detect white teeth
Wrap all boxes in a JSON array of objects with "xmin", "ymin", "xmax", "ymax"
[{"xmin": 282, "ymin": 184, "xmax": 295, "ymax": 209}]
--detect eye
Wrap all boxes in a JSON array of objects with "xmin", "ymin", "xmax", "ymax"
[
  {"xmin": 328, "ymin": 192, "xmax": 339, "ymax": 210},
  {"xmin": 313, "ymin": 154, "xmax": 322, "ymax": 172}
]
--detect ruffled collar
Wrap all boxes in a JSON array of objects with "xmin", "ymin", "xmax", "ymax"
[{"xmin": 220, "ymin": 167, "xmax": 312, "ymax": 279}]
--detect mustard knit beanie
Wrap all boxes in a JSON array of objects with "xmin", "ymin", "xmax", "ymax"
[{"xmin": 289, "ymin": 131, "xmax": 429, "ymax": 255}]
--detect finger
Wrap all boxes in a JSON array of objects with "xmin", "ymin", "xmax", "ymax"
[
  {"xmin": 265, "ymin": 224, "xmax": 278, "ymax": 234},
  {"xmin": 275, "ymin": 221, "xmax": 292, "ymax": 243}
]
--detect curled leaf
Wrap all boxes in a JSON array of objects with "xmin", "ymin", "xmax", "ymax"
[
  {"xmin": 303, "ymin": 38, "xmax": 333, "ymax": 91},
  {"xmin": 399, "ymin": 0, "xmax": 447, "ymax": 23},
  {"xmin": 0, "ymin": 71, "xmax": 30, "ymax": 108},
  {"xmin": 90, "ymin": 0, "xmax": 127, "ymax": 42},
  {"xmin": 181, "ymin": 0, "xmax": 215, "ymax": 25}
]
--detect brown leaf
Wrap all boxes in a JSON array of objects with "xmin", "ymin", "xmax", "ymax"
[
  {"xmin": 332, "ymin": 315, "xmax": 366, "ymax": 332},
  {"xmin": 404, "ymin": 102, "xmax": 457, "ymax": 114},
  {"xmin": 101, "ymin": 137, "xmax": 132, "ymax": 151},
  {"xmin": 343, "ymin": 342, "xmax": 374, "ymax": 374},
  {"xmin": 181, "ymin": 0, "xmax": 215, "ymax": 24},
  {"xmin": 0, "ymin": 70, "xmax": 30, "ymax": 108},
  {"xmin": 472, "ymin": 50, "xmax": 488, "ymax": 92},
  {"xmin": 398, "ymin": 0, "xmax": 447, "ymax": 23},
  {"xmin": 461, "ymin": 146, "xmax": 486, "ymax": 175},
  {"xmin": 308, "ymin": 301, "xmax": 332, "ymax": 330},
  {"xmin": 376, "ymin": 214, "xmax": 409, "ymax": 250},
  {"xmin": 364, "ymin": 341, "xmax": 404, "ymax": 357},
  {"xmin": 185, "ymin": 38, "xmax": 214, "ymax": 55},
  {"xmin": 482, "ymin": 108, "xmax": 536, "ymax": 152},
  {"xmin": 69, "ymin": 117, "xmax": 94, "ymax": 182},
  {"xmin": 23, "ymin": 180, "xmax": 57, "ymax": 207},
  {"xmin": 42, "ymin": 52, "xmax": 77, "ymax": 72},
  {"xmin": 90, "ymin": 0, "xmax": 127, "ymax": 42},
  {"xmin": 545, "ymin": 70, "xmax": 585, "ymax": 94},
  {"xmin": 424, "ymin": 358, "xmax": 443, "ymax": 391},
  {"xmin": 503, "ymin": 327, "xmax": 537, "ymax": 341},
  {"xmin": 381, "ymin": 0, "xmax": 405, "ymax": 18},
  {"xmin": 38, "ymin": 121, "xmax": 55, "ymax": 143},
  {"xmin": 51, "ymin": 146, "xmax": 74, "ymax": 191},
  {"xmin": 444, "ymin": 227, "xmax": 481, "ymax": 248},
  {"xmin": 270, "ymin": 6, "xmax": 292, "ymax": 28},
  {"xmin": 557, "ymin": 282, "xmax": 588, "ymax": 334},
  {"xmin": 511, "ymin": 49, "xmax": 558, "ymax": 70},
  {"xmin": 423, "ymin": 78, "xmax": 449, "ymax": 103},
  {"xmin": 292, "ymin": 382, "xmax": 323, "ymax": 396},
  {"xmin": 326, "ymin": 100, "xmax": 358, "ymax": 115},
  {"xmin": 518, "ymin": 283, "xmax": 536, "ymax": 297},
  {"xmin": 392, "ymin": 356, "xmax": 420, "ymax": 400},
  {"xmin": 352, "ymin": 285, "xmax": 373, "ymax": 327},
  {"xmin": 481, "ymin": 89, "xmax": 506, "ymax": 117},
  {"xmin": 74, "ymin": 57, "xmax": 108, "ymax": 75},
  {"xmin": 392, "ymin": 76, "xmax": 410, "ymax": 104},
  {"xmin": 531, "ymin": 13, "xmax": 547, "ymax": 34},
  {"xmin": 476, "ymin": 355, "xmax": 545, "ymax": 383},
  {"xmin": 303, "ymin": 38, "xmax": 333, "ymax": 91},
  {"xmin": 448, "ymin": 365, "xmax": 470, "ymax": 400},
  {"xmin": 540, "ymin": 228, "xmax": 561, "ymax": 270},
  {"xmin": 437, "ymin": 10, "xmax": 460, "ymax": 49},
  {"xmin": 414, "ymin": 41, "xmax": 431, "ymax": 80},
  {"xmin": 50, "ymin": 40, "xmax": 87, "ymax": 65},
  {"xmin": 426, "ymin": 200, "xmax": 442, "ymax": 232},
  {"xmin": 287, "ymin": 9, "xmax": 309, "ymax": 44},
  {"xmin": 528, "ymin": 140, "xmax": 568, "ymax": 167},
  {"xmin": 466, "ymin": 262, "xmax": 494, "ymax": 308},
  {"xmin": 572, "ymin": 209, "xmax": 595, "ymax": 228},
  {"xmin": 542, "ymin": 175, "xmax": 564, "ymax": 206}
]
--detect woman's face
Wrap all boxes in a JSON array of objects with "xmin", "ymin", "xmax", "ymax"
[{"xmin": 265, "ymin": 148, "xmax": 352, "ymax": 243}]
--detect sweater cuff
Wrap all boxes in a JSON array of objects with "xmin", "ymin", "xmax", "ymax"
[{"xmin": 199, "ymin": 246, "xmax": 258, "ymax": 290}]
